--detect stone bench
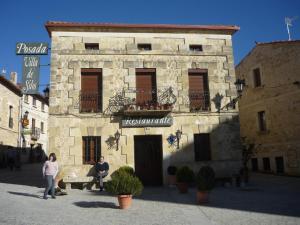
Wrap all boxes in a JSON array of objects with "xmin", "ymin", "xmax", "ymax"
[{"xmin": 63, "ymin": 176, "xmax": 98, "ymax": 191}]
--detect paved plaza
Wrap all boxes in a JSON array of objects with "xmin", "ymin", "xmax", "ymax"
[{"xmin": 0, "ymin": 164, "xmax": 300, "ymax": 225}]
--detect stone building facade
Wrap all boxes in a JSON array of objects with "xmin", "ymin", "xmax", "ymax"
[
  {"xmin": 0, "ymin": 73, "xmax": 22, "ymax": 148},
  {"xmin": 21, "ymin": 94, "xmax": 49, "ymax": 153},
  {"xmin": 235, "ymin": 40, "xmax": 300, "ymax": 176},
  {"xmin": 46, "ymin": 21, "xmax": 242, "ymax": 185}
]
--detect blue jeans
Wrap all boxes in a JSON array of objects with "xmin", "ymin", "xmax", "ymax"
[{"xmin": 44, "ymin": 175, "xmax": 55, "ymax": 197}]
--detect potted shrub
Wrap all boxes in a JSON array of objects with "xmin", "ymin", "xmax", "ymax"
[
  {"xmin": 196, "ymin": 166, "xmax": 215, "ymax": 203},
  {"xmin": 106, "ymin": 169, "xmax": 143, "ymax": 209},
  {"xmin": 176, "ymin": 166, "xmax": 194, "ymax": 193},
  {"xmin": 167, "ymin": 165, "xmax": 177, "ymax": 186}
]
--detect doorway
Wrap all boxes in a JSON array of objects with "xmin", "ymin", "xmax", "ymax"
[
  {"xmin": 134, "ymin": 135, "xmax": 163, "ymax": 186},
  {"xmin": 275, "ymin": 157, "xmax": 284, "ymax": 174}
]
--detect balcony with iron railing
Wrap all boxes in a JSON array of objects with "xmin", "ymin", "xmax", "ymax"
[
  {"xmin": 106, "ymin": 86, "xmax": 177, "ymax": 116},
  {"xmin": 31, "ymin": 127, "xmax": 41, "ymax": 141},
  {"xmin": 188, "ymin": 91, "xmax": 210, "ymax": 112},
  {"xmin": 79, "ymin": 91, "xmax": 102, "ymax": 113},
  {"xmin": 78, "ymin": 87, "xmax": 211, "ymax": 115}
]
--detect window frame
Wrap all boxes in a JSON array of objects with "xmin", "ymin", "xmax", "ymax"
[
  {"xmin": 257, "ymin": 111, "xmax": 267, "ymax": 132},
  {"xmin": 85, "ymin": 43, "xmax": 99, "ymax": 50},
  {"xmin": 41, "ymin": 122, "xmax": 44, "ymax": 133},
  {"xmin": 189, "ymin": 44, "xmax": 203, "ymax": 52},
  {"xmin": 253, "ymin": 68, "xmax": 262, "ymax": 87},
  {"xmin": 82, "ymin": 136, "xmax": 101, "ymax": 164},
  {"xmin": 137, "ymin": 43, "xmax": 152, "ymax": 51},
  {"xmin": 8, "ymin": 105, "xmax": 13, "ymax": 128},
  {"xmin": 32, "ymin": 97, "xmax": 36, "ymax": 107}
]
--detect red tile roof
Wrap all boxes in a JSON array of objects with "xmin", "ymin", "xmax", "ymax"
[{"xmin": 45, "ymin": 21, "xmax": 240, "ymax": 37}]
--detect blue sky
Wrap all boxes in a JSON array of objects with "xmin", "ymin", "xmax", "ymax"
[{"xmin": 0, "ymin": 0, "xmax": 299, "ymax": 92}]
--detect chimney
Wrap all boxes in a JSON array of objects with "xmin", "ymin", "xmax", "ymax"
[{"xmin": 10, "ymin": 72, "xmax": 17, "ymax": 85}]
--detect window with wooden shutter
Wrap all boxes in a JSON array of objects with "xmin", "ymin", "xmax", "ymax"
[
  {"xmin": 258, "ymin": 111, "xmax": 267, "ymax": 131},
  {"xmin": 136, "ymin": 69, "xmax": 157, "ymax": 106},
  {"xmin": 82, "ymin": 136, "xmax": 101, "ymax": 164},
  {"xmin": 188, "ymin": 69, "xmax": 210, "ymax": 111},
  {"xmin": 253, "ymin": 68, "xmax": 262, "ymax": 87},
  {"xmin": 80, "ymin": 69, "xmax": 102, "ymax": 113},
  {"xmin": 194, "ymin": 133, "xmax": 211, "ymax": 161}
]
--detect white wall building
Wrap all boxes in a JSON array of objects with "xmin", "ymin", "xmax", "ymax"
[{"xmin": 21, "ymin": 94, "xmax": 49, "ymax": 153}]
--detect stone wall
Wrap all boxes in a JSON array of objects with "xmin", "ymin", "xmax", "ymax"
[
  {"xmin": 49, "ymin": 30, "xmax": 241, "ymax": 182},
  {"xmin": 0, "ymin": 83, "xmax": 20, "ymax": 147},
  {"xmin": 236, "ymin": 42, "xmax": 300, "ymax": 175}
]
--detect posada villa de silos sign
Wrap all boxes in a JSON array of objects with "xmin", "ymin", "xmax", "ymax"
[
  {"xmin": 16, "ymin": 43, "xmax": 48, "ymax": 55},
  {"xmin": 16, "ymin": 42, "xmax": 48, "ymax": 94}
]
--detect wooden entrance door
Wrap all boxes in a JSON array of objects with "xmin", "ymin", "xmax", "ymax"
[{"xmin": 134, "ymin": 135, "xmax": 163, "ymax": 186}]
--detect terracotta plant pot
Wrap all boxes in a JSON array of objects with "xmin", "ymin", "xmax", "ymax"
[
  {"xmin": 177, "ymin": 182, "xmax": 188, "ymax": 193},
  {"xmin": 118, "ymin": 195, "xmax": 132, "ymax": 209},
  {"xmin": 197, "ymin": 191, "xmax": 209, "ymax": 204},
  {"xmin": 167, "ymin": 175, "xmax": 177, "ymax": 186}
]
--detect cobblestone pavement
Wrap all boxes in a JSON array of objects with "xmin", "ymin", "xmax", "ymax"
[{"xmin": 0, "ymin": 164, "xmax": 300, "ymax": 225}]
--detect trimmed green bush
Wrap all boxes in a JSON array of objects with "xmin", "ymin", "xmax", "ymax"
[
  {"xmin": 167, "ymin": 166, "xmax": 177, "ymax": 175},
  {"xmin": 176, "ymin": 166, "xmax": 194, "ymax": 183},
  {"xmin": 111, "ymin": 166, "xmax": 135, "ymax": 179},
  {"xmin": 106, "ymin": 171, "xmax": 143, "ymax": 196},
  {"xmin": 196, "ymin": 166, "xmax": 215, "ymax": 191}
]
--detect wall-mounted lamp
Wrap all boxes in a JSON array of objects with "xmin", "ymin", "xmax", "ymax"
[
  {"xmin": 114, "ymin": 130, "xmax": 121, "ymax": 151},
  {"xmin": 234, "ymin": 79, "xmax": 246, "ymax": 96},
  {"xmin": 43, "ymin": 86, "xmax": 50, "ymax": 98},
  {"xmin": 175, "ymin": 129, "xmax": 182, "ymax": 149}
]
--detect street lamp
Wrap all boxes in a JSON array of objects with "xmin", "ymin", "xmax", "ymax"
[
  {"xmin": 43, "ymin": 86, "xmax": 49, "ymax": 98},
  {"xmin": 114, "ymin": 130, "xmax": 121, "ymax": 151},
  {"xmin": 234, "ymin": 79, "xmax": 246, "ymax": 96},
  {"xmin": 175, "ymin": 129, "xmax": 182, "ymax": 149}
]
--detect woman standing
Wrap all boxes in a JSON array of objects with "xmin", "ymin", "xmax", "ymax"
[{"xmin": 42, "ymin": 153, "xmax": 58, "ymax": 199}]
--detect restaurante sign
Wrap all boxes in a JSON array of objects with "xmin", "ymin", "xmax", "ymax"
[
  {"xmin": 122, "ymin": 116, "xmax": 173, "ymax": 127},
  {"xmin": 16, "ymin": 43, "xmax": 48, "ymax": 55}
]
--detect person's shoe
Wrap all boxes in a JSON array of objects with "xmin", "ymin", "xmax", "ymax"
[
  {"xmin": 43, "ymin": 196, "xmax": 48, "ymax": 200},
  {"xmin": 51, "ymin": 196, "xmax": 56, "ymax": 199},
  {"xmin": 99, "ymin": 187, "xmax": 103, "ymax": 192}
]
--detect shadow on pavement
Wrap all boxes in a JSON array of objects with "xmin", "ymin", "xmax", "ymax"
[
  {"xmin": 73, "ymin": 201, "xmax": 118, "ymax": 209},
  {"xmin": 8, "ymin": 191, "xmax": 41, "ymax": 199},
  {"xmin": 0, "ymin": 163, "xmax": 44, "ymax": 188}
]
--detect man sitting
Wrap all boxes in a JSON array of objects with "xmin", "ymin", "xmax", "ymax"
[{"xmin": 95, "ymin": 156, "xmax": 109, "ymax": 191}]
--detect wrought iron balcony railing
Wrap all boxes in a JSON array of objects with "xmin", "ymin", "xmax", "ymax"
[
  {"xmin": 188, "ymin": 91, "xmax": 210, "ymax": 112},
  {"xmin": 31, "ymin": 127, "xmax": 41, "ymax": 140},
  {"xmin": 78, "ymin": 88, "xmax": 211, "ymax": 115},
  {"xmin": 106, "ymin": 86, "xmax": 177, "ymax": 116},
  {"xmin": 80, "ymin": 91, "xmax": 102, "ymax": 113}
]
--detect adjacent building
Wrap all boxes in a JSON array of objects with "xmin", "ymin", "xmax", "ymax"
[
  {"xmin": 236, "ymin": 40, "xmax": 300, "ymax": 176},
  {"xmin": 0, "ymin": 71, "xmax": 49, "ymax": 165},
  {"xmin": 46, "ymin": 21, "xmax": 242, "ymax": 185},
  {"xmin": 0, "ymin": 72, "xmax": 22, "ymax": 148},
  {"xmin": 21, "ymin": 93, "xmax": 49, "ymax": 154}
]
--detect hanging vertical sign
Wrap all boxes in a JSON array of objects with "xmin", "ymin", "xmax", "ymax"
[
  {"xmin": 16, "ymin": 42, "xmax": 48, "ymax": 94},
  {"xmin": 22, "ymin": 56, "xmax": 40, "ymax": 94}
]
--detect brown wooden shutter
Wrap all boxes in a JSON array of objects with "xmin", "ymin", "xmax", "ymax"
[
  {"xmin": 136, "ymin": 69, "xmax": 157, "ymax": 106},
  {"xmin": 81, "ymin": 69, "xmax": 102, "ymax": 112},
  {"xmin": 188, "ymin": 70, "xmax": 209, "ymax": 110}
]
